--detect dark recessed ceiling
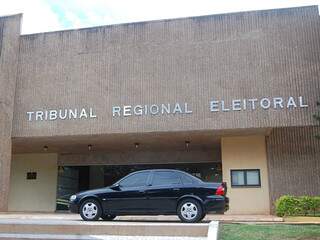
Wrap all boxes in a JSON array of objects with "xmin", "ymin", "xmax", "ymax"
[{"xmin": 12, "ymin": 128, "xmax": 270, "ymax": 154}]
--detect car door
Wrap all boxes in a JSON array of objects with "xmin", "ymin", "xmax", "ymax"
[
  {"xmin": 104, "ymin": 171, "xmax": 151, "ymax": 214},
  {"xmin": 146, "ymin": 170, "xmax": 184, "ymax": 213}
]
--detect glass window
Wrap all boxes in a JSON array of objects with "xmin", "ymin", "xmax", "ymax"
[
  {"xmin": 231, "ymin": 169, "xmax": 261, "ymax": 187},
  {"xmin": 152, "ymin": 171, "xmax": 181, "ymax": 186},
  {"xmin": 231, "ymin": 171, "xmax": 245, "ymax": 186},
  {"xmin": 119, "ymin": 172, "xmax": 149, "ymax": 188},
  {"xmin": 180, "ymin": 173, "xmax": 194, "ymax": 184},
  {"xmin": 246, "ymin": 170, "xmax": 260, "ymax": 185}
]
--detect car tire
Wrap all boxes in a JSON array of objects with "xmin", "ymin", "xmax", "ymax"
[
  {"xmin": 79, "ymin": 199, "xmax": 102, "ymax": 221},
  {"xmin": 177, "ymin": 198, "xmax": 203, "ymax": 223},
  {"xmin": 199, "ymin": 212, "xmax": 206, "ymax": 222},
  {"xmin": 101, "ymin": 214, "xmax": 116, "ymax": 221}
]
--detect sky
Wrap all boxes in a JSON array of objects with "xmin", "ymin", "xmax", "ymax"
[{"xmin": 0, "ymin": 0, "xmax": 320, "ymax": 34}]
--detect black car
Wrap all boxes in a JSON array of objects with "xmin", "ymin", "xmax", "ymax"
[{"xmin": 69, "ymin": 169, "xmax": 229, "ymax": 223}]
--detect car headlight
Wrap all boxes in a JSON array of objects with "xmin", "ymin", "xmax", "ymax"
[{"xmin": 69, "ymin": 195, "xmax": 77, "ymax": 201}]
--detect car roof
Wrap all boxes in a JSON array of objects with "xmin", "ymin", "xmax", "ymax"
[
  {"xmin": 120, "ymin": 169, "xmax": 202, "ymax": 183},
  {"xmin": 133, "ymin": 169, "xmax": 183, "ymax": 173},
  {"xmin": 131, "ymin": 169, "xmax": 193, "ymax": 175}
]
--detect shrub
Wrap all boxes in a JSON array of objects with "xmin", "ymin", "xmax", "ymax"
[
  {"xmin": 275, "ymin": 195, "xmax": 301, "ymax": 217},
  {"xmin": 275, "ymin": 195, "xmax": 320, "ymax": 217},
  {"xmin": 299, "ymin": 196, "xmax": 314, "ymax": 216},
  {"xmin": 311, "ymin": 196, "xmax": 320, "ymax": 215}
]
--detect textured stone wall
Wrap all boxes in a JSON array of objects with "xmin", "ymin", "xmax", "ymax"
[
  {"xmin": 266, "ymin": 126, "xmax": 320, "ymax": 209},
  {"xmin": 0, "ymin": 15, "xmax": 21, "ymax": 211},
  {"xmin": 12, "ymin": 6, "xmax": 320, "ymax": 138}
]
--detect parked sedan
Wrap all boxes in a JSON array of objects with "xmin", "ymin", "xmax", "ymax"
[{"xmin": 69, "ymin": 169, "xmax": 229, "ymax": 223}]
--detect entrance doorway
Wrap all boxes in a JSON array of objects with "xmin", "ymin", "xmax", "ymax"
[{"xmin": 56, "ymin": 162, "xmax": 222, "ymax": 210}]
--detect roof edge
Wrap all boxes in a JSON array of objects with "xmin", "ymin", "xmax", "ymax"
[
  {"xmin": 0, "ymin": 13, "xmax": 23, "ymax": 19},
  {"xmin": 19, "ymin": 5, "xmax": 319, "ymax": 37}
]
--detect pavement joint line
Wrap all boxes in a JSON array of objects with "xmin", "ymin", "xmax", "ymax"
[{"xmin": 0, "ymin": 220, "xmax": 209, "ymax": 226}]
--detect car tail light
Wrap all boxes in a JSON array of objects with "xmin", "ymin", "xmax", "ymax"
[{"xmin": 216, "ymin": 185, "xmax": 225, "ymax": 196}]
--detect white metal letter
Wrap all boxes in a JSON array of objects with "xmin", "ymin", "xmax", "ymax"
[
  {"xmin": 210, "ymin": 100, "xmax": 219, "ymax": 112},
  {"xmin": 27, "ymin": 112, "xmax": 34, "ymax": 121},
  {"xmin": 112, "ymin": 106, "xmax": 121, "ymax": 117}
]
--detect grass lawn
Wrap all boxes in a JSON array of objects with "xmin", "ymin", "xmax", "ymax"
[{"xmin": 219, "ymin": 224, "xmax": 320, "ymax": 240}]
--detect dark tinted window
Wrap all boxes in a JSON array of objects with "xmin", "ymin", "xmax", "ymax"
[
  {"xmin": 152, "ymin": 171, "xmax": 181, "ymax": 186},
  {"xmin": 119, "ymin": 172, "xmax": 149, "ymax": 187}
]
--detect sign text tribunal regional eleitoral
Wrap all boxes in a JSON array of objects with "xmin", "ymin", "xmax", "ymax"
[{"xmin": 26, "ymin": 96, "xmax": 308, "ymax": 121}]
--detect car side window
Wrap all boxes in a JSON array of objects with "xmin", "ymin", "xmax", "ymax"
[
  {"xmin": 180, "ymin": 173, "xmax": 194, "ymax": 184},
  {"xmin": 119, "ymin": 172, "xmax": 149, "ymax": 188},
  {"xmin": 152, "ymin": 171, "xmax": 181, "ymax": 186}
]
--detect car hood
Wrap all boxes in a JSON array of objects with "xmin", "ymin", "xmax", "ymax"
[{"xmin": 76, "ymin": 187, "xmax": 113, "ymax": 197}]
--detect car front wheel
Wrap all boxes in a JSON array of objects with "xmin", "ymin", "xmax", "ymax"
[
  {"xmin": 80, "ymin": 199, "xmax": 102, "ymax": 221},
  {"xmin": 177, "ymin": 199, "xmax": 203, "ymax": 223}
]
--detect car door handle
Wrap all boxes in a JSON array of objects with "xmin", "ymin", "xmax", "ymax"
[{"xmin": 172, "ymin": 188, "xmax": 180, "ymax": 191}]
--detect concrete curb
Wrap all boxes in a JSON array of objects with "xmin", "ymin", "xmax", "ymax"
[
  {"xmin": 0, "ymin": 221, "xmax": 209, "ymax": 237},
  {"xmin": 207, "ymin": 221, "xmax": 219, "ymax": 240},
  {"xmin": 0, "ymin": 222, "xmax": 219, "ymax": 240},
  {"xmin": 0, "ymin": 233, "xmax": 207, "ymax": 240}
]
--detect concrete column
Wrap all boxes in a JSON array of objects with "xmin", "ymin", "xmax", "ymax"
[
  {"xmin": 221, "ymin": 135, "xmax": 270, "ymax": 214},
  {"xmin": 8, "ymin": 154, "xmax": 58, "ymax": 212},
  {"xmin": 0, "ymin": 14, "xmax": 21, "ymax": 211}
]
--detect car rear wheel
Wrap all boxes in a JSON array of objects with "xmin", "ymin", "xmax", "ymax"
[
  {"xmin": 101, "ymin": 214, "xmax": 116, "ymax": 221},
  {"xmin": 199, "ymin": 212, "xmax": 206, "ymax": 222},
  {"xmin": 177, "ymin": 199, "xmax": 203, "ymax": 223},
  {"xmin": 80, "ymin": 199, "xmax": 102, "ymax": 221}
]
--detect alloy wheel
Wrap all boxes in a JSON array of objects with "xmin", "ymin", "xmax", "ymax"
[
  {"xmin": 82, "ymin": 202, "xmax": 98, "ymax": 219},
  {"xmin": 180, "ymin": 202, "xmax": 198, "ymax": 220}
]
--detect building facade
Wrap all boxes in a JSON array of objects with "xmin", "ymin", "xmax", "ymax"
[{"xmin": 0, "ymin": 6, "xmax": 319, "ymax": 214}]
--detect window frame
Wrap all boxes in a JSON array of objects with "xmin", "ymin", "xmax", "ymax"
[{"xmin": 230, "ymin": 169, "xmax": 261, "ymax": 188}]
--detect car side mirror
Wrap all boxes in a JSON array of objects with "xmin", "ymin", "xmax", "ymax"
[{"xmin": 110, "ymin": 183, "xmax": 121, "ymax": 190}]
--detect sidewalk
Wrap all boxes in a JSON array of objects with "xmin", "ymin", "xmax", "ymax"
[
  {"xmin": 0, "ymin": 212, "xmax": 283, "ymax": 223},
  {"xmin": 284, "ymin": 216, "xmax": 320, "ymax": 224}
]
